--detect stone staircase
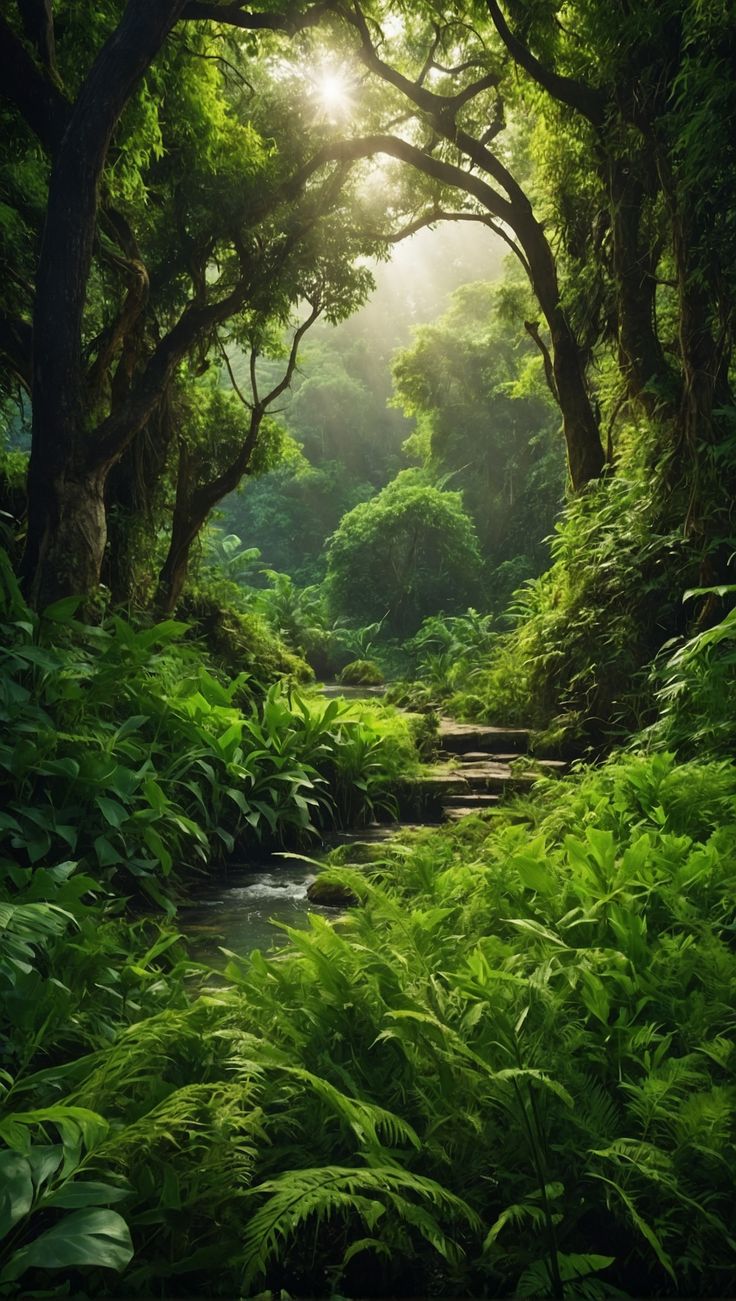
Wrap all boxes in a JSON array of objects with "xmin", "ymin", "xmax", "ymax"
[
  {"xmin": 425, "ymin": 718, "xmax": 568, "ymax": 823},
  {"xmin": 306, "ymin": 715, "xmax": 569, "ymax": 905}
]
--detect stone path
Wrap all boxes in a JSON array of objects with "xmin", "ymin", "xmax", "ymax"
[
  {"xmin": 429, "ymin": 718, "xmax": 568, "ymax": 823},
  {"xmin": 306, "ymin": 710, "xmax": 568, "ymax": 904}
]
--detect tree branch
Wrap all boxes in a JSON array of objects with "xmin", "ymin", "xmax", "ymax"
[
  {"xmin": 180, "ymin": 2, "xmax": 329, "ymax": 33},
  {"xmin": 89, "ymin": 271, "xmax": 254, "ymax": 473},
  {"xmin": 261, "ymin": 301, "xmax": 322, "ymax": 409},
  {"xmin": 216, "ymin": 335, "xmax": 254, "ymax": 410},
  {"xmin": 369, "ymin": 207, "xmax": 530, "ymax": 273},
  {"xmin": 303, "ymin": 134, "xmax": 515, "ymax": 227},
  {"xmin": 86, "ymin": 252, "xmax": 150, "ymax": 397},
  {"xmin": 524, "ymin": 320, "xmax": 558, "ymax": 400},
  {"xmin": 249, "ymin": 345, "xmax": 260, "ymax": 407},
  {"xmin": 0, "ymin": 15, "xmax": 68, "ymax": 151},
  {"xmin": 484, "ymin": 0, "xmax": 606, "ymax": 126},
  {"xmin": 338, "ymin": 6, "xmax": 528, "ymax": 210},
  {"xmin": 0, "ymin": 310, "xmax": 33, "ymax": 393},
  {"xmin": 16, "ymin": 0, "xmax": 57, "ymax": 77}
]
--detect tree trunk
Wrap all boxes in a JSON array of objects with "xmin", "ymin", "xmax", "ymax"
[
  {"xmin": 515, "ymin": 209, "xmax": 605, "ymax": 488},
  {"xmin": 155, "ymin": 440, "xmax": 198, "ymax": 615},
  {"xmin": 27, "ymin": 465, "xmax": 108, "ymax": 610},
  {"xmin": 608, "ymin": 156, "xmax": 674, "ymax": 417},
  {"xmin": 21, "ymin": 0, "xmax": 185, "ymax": 606}
]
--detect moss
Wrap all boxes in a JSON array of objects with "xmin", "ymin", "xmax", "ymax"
[
  {"xmin": 178, "ymin": 591, "xmax": 312, "ymax": 685},
  {"xmin": 338, "ymin": 658, "xmax": 384, "ymax": 686},
  {"xmin": 306, "ymin": 876, "xmax": 360, "ymax": 907}
]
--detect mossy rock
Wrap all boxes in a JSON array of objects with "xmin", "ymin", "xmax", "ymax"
[
  {"xmin": 306, "ymin": 876, "xmax": 360, "ymax": 907},
  {"xmin": 178, "ymin": 592, "xmax": 312, "ymax": 684},
  {"xmin": 327, "ymin": 841, "xmax": 392, "ymax": 866},
  {"xmin": 338, "ymin": 659, "xmax": 384, "ymax": 686}
]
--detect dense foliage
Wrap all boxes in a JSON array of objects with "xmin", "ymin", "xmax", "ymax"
[
  {"xmin": 326, "ymin": 474, "xmax": 483, "ymax": 637},
  {"xmin": 2, "ymin": 0, "xmax": 736, "ymax": 1296},
  {"xmin": 393, "ymin": 280, "xmax": 564, "ymax": 602},
  {"xmin": 3, "ymin": 749, "xmax": 735, "ymax": 1296}
]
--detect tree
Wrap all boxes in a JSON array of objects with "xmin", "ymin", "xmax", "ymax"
[
  {"xmin": 155, "ymin": 238, "xmax": 376, "ymax": 611},
  {"xmin": 326, "ymin": 473, "xmax": 483, "ymax": 636},
  {"xmin": 392, "ymin": 279, "xmax": 564, "ymax": 572},
  {"xmin": 0, "ymin": 0, "xmax": 371, "ymax": 606},
  {"xmin": 309, "ymin": 1, "xmax": 605, "ymax": 490},
  {"xmin": 483, "ymin": 0, "xmax": 736, "ymax": 541}
]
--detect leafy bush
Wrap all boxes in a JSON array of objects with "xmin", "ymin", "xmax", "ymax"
[
  {"xmin": 643, "ymin": 585, "xmax": 736, "ymax": 759},
  {"xmin": 178, "ymin": 586, "xmax": 311, "ymax": 686},
  {"xmin": 0, "ymin": 551, "xmax": 419, "ymax": 910},
  {"xmin": 447, "ymin": 468, "xmax": 693, "ymax": 745},
  {"xmin": 338, "ymin": 658, "xmax": 384, "ymax": 686},
  {"xmin": 326, "ymin": 474, "xmax": 483, "ymax": 638}
]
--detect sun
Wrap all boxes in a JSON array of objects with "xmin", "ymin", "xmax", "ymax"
[{"xmin": 311, "ymin": 66, "xmax": 353, "ymax": 120}]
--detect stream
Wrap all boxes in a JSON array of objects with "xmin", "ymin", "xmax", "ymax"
[
  {"xmin": 178, "ymin": 824, "xmax": 418, "ymax": 965},
  {"xmin": 178, "ymin": 689, "xmax": 543, "ymax": 966}
]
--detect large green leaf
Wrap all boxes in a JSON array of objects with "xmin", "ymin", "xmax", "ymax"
[
  {"xmin": 43, "ymin": 1180, "xmax": 130, "ymax": 1210},
  {"xmin": 0, "ymin": 1152, "xmax": 33, "ymax": 1240},
  {"xmin": 1, "ymin": 1208, "xmax": 134, "ymax": 1280}
]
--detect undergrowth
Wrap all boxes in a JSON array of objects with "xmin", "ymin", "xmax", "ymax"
[
  {"xmin": 2, "ymin": 748, "xmax": 734, "ymax": 1297},
  {"xmin": 445, "ymin": 468, "xmax": 693, "ymax": 746}
]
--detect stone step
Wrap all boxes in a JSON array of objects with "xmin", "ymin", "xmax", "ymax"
[
  {"xmin": 448, "ymin": 750, "xmax": 569, "ymax": 772},
  {"xmin": 443, "ymin": 792, "xmax": 501, "ymax": 809},
  {"xmin": 460, "ymin": 763, "xmax": 555, "ymax": 794},
  {"xmin": 414, "ymin": 770, "xmax": 471, "ymax": 796},
  {"xmin": 438, "ymin": 718, "xmax": 530, "ymax": 754},
  {"xmin": 443, "ymin": 804, "xmax": 499, "ymax": 822}
]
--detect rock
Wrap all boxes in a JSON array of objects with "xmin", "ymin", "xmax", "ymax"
[
  {"xmin": 444, "ymin": 805, "xmax": 497, "ymax": 822},
  {"xmin": 338, "ymin": 659, "xmax": 384, "ymax": 687},
  {"xmin": 307, "ymin": 877, "xmax": 360, "ymax": 907},
  {"xmin": 438, "ymin": 718, "xmax": 530, "ymax": 754},
  {"xmin": 443, "ymin": 792, "xmax": 501, "ymax": 809}
]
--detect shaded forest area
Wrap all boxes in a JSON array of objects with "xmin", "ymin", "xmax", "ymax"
[{"xmin": 1, "ymin": 1, "xmax": 735, "ymax": 1297}]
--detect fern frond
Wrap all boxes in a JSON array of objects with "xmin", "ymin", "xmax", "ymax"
[{"xmin": 240, "ymin": 1164, "xmax": 480, "ymax": 1287}]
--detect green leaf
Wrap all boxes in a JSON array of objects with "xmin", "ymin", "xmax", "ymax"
[
  {"xmin": 114, "ymin": 715, "xmax": 149, "ymax": 740},
  {"xmin": 1, "ymin": 1208, "xmax": 134, "ymax": 1280},
  {"xmin": 96, "ymin": 797, "xmax": 128, "ymax": 829},
  {"xmin": 515, "ymin": 853, "xmax": 556, "ymax": 894},
  {"xmin": 0, "ymin": 1151, "xmax": 33, "ymax": 1240},
  {"xmin": 143, "ymin": 826, "xmax": 172, "ymax": 875},
  {"xmin": 43, "ymin": 1181, "xmax": 130, "ymax": 1209},
  {"xmin": 41, "ymin": 596, "xmax": 84, "ymax": 623}
]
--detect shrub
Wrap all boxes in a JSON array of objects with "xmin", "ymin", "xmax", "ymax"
[
  {"xmin": 11, "ymin": 750, "xmax": 731, "ymax": 1299},
  {"xmin": 326, "ymin": 475, "xmax": 483, "ymax": 638},
  {"xmin": 447, "ymin": 466, "xmax": 694, "ymax": 746},
  {"xmin": 178, "ymin": 587, "xmax": 311, "ymax": 687}
]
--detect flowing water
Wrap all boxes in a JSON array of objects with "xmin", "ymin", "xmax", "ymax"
[
  {"xmin": 178, "ymin": 825, "xmax": 420, "ymax": 966},
  {"xmin": 178, "ymin": 853, "xmax": 334, "ymax": 963},
  {"xmin": 178, "ymin": 690, "xmax": 536, "ymax": 967}
]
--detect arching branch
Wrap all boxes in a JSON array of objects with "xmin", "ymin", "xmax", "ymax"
[
  {"xmin": 180, "ymin": 2, "xmax": 329, "ymax": 33},
  {"xmin": 484, "ymin": 0, "xmax": 606, "ymax": 126},
  {"xmin": 16, "ymin": 0, "xmax": 57, "ymax": 76},
  {"xmin": 0, "ymin": 15, "xmax": 68, "ymax": 152},
  {"xmin": 524, "ymin": 320, "xmax": 558, "ymax": 401}
]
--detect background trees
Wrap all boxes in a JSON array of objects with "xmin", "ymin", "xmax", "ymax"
[{"xmin": 393, "ymin": 279, "xmax": 563, "ymax": 604}]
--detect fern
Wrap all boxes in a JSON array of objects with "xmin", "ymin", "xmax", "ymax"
[{"xmin": 240, "ymin": 1165, "xmax": 480, "ymax": 1287}]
